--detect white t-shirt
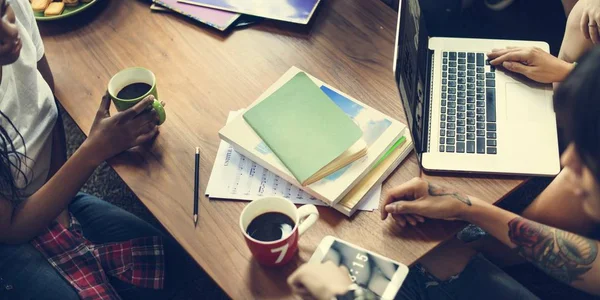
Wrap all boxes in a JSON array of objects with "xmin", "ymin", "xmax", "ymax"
[{"xmin": 0, "ymin": 0, "xmax": 57, "ymax": 198}]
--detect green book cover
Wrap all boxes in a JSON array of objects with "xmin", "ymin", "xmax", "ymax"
[{"xmin": 243, "ymin": 72, "xmax": 363, "ymax": 184}]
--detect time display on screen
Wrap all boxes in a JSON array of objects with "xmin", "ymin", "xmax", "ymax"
[
  {"xmin": 322, "ymin": 240, "xmax": 400, "ymax": 297},
  {"xmin": 349, "ymin": 253, "xmax": 369, "ymax": 282}
]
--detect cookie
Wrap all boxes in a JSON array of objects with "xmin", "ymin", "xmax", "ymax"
[
  {"xmin": 31, "ymin": 0, "xmax": 51, "ymax": 13},
  {"xmin": 44, "ymin": 2, "xmax": 65, "ymax": 16}
]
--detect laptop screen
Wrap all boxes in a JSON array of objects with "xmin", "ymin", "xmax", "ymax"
[{"xmin": 393, "ymin": 0, "xmax": 430, "ymax": 155}]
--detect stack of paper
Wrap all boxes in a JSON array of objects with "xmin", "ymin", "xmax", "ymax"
[
  {"xmin": 211, "ymin": 67, "xmax": 413, "ymax": 216},
  {"xmin": 206, "ymin": 111, "xmax": 382, "ymax": 212}
]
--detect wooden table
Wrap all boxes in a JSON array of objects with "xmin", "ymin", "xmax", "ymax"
[{"xmin": 40, "ymin": 0, "xmax": 525, "ymax": 298}]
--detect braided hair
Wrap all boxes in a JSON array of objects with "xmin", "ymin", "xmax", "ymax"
[{"xmin": 0, "ymin": 110, "xmax": 29, "ymax": 202}]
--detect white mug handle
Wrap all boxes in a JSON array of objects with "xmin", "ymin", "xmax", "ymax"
[{"xmin": 297, "ymin": 204, "xmax": 319, "ymax": 236}]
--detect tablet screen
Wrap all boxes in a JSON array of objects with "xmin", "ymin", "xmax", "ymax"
[{"xmin": 321, "ymin": 240, "xmax": 401, "ymax": 297}]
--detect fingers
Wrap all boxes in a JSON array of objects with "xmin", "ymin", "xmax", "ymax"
[
  {"xmin": 404, "ymin": 214, "xmax": 419, "ymax": 226},
  {"xmin": 413, "ymin": 214, "xmax": 425, "ymax": 223},
  {"xmin": 392, "ymin": 213, "xmax": 425, "ymax": 227},
  {"xmin": 489, "ymin": 50, "xmax": 530, "ymax": 66},
  {"xmin": 380, "ymin": 177, "xmax": 423, "ymax": 220},
  {"xmin": 385, "ymin": 200, "xmax": 422, "ymax": 215},
  {"xmin": 501, "ymin": 61, "xmax": 529, "ymax": 75},
  {"xmin": 487, "ymin": 47, "xmax": 521, "ymax": 60},
  {"xmin": 133, "ymin": 108, "xmax": 159, "ymax": 126},
  {"xmin": 119, "ymin": 95, "xmax": 155, "ymax": 120},
  {"xmin": 392, "ymin": 214, "xmax": 408, "ymax": 227},
  {"xmin": 288, "ymin": 264, "xmax": 314, "ymax": 296},
  {"xmin": 590, "ymin": 22, "xmax": 600, "ymax": 44},
  {"xmin": 97, "ymin": 93, "xmax": 111, "ymax": 116},
  {"xmin": 134, "ymin": 126, "xmax": 159, "ymax": 145},
  {"xmin": 581, "ymin": 12, "xmax": 591, "ymax": 40},
  {"xmin": 287, "ymin": 267, "xmax": 302, "ymax": 287},
  {"xmin": 339, "ymin": 265, "xmax": 349, "ymax": 274}
]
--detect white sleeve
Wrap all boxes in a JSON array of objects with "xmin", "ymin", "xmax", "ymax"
[
  {"xmin": 14, "ymin": 0, "xmax": 45, "ymax": 61},
  {"xmin": 28, "ymin": 11, "xmax": 45, "ymax": 61}
]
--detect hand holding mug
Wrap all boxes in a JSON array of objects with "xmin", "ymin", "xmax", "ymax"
[{"xmin": 85, "ymin": 93, "xmax": 159, "ymax": 164}]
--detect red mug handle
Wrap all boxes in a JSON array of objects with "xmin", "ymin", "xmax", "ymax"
[{"xmin": 297, "ymin": 204, "xmax": 319, "ymax": 236}]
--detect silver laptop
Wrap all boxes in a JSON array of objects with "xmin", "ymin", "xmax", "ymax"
[{"xmin": 392, "ymin": 0, "xmax": 560, "ymax": 176}]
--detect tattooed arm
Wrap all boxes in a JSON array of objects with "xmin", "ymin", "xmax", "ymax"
[
  {"xmin": 381, "ymin": 177, "xmax": 600, "ymax": 295},
  {"xmin": 465, "ymin": 204, "xmax": 600, "ymax": 295}
]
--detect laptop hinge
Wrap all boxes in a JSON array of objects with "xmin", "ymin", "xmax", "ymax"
[{"xmin": 421, "ymin": 48, "xmax": 434, "ymax": 155}]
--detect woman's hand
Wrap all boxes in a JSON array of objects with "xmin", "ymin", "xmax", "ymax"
[
  {"xmin": 380, "ymin": 178, "xmax": 477, "ymax": 225},
  {"xmin": 288, "ymin": 261, "xmax": 352, "ymax": 300},
  {"xmin": 578, "ymin": 0, "xmax": 600, "ymax": 44},
  {"xmin": 85, "ymin": 93, "xmax": 160, "ymax": 164},
  {"xmin": 487, "ymin": 47, "xmax": 574, "ymax": 83}
]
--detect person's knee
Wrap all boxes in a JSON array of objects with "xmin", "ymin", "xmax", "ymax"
[
  {"xmin": 415, "ymin": 238, "xmax": 477, "ymax": 281},
  {"xmin": 69, "ymin": 192, "xmax": 108, "ymax": 213},
  {"xmin": 561, "ymin": 0, "xmax": 594, "ymax": 62},
  {"xmin": 0, "ymin": 244, "xmax": 79, "ymax": 299},
  {"xmin": 566, "ymin": 1, "xmax": 585, "ymax": 34},
  {"xmin": 562, "ymin": 0, "xmax": 579, "ymax": 16}
]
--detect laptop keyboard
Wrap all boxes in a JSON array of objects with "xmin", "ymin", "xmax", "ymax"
[{"xmin": 439, "ymin": 51, "xmax": 497, "ymax": 154}]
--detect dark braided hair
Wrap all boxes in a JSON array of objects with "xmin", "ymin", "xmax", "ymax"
[{"xmin": 0, "ymin": 110, "xmax": 29, "ymax": 203}]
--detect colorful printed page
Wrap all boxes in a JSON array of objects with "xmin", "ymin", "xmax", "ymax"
[
  {"xmin": 177, "ymin": 0, "xmax": 320, "ymax": 24},
  {"xmin": 153, "ymin": 0, "xmax": 240, "ymax": 31}
]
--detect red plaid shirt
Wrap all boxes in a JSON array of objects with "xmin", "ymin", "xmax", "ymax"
[{"xmin": 30, "ymin": 215, "xmax": 165, "ymax": 300}]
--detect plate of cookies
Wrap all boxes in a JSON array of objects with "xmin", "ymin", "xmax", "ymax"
[{"xmin": 31, "ymin": 0, "xmax": 98, "ymax": 21}]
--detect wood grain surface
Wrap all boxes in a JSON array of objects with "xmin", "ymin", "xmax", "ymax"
[{"xmin": 39, "ymin": 0, "xmax": 525, "ymax": 298}]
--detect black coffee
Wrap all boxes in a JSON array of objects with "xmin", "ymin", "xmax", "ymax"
[
  {"xmin": 246, "ymin": 212, "xmax": 295, "ymax": 242},
  {"xmin": 117, "ymin": 82, "xmax": 152, "ymax": 99}
]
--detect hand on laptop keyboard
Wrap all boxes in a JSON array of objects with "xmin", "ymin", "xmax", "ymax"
[{"xmin": 487, "ymin": 47, "xmax": 574, "ymax": 83}]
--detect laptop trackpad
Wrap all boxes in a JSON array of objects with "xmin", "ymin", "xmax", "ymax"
[{"xmin": 505, "ymin": 82, "xmax": 550, "ymax": 121}]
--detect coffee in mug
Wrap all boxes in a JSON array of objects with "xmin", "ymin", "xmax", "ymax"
[
  {"xmin": 239, "ymin": 197, "xmax": 319, "ymax": 266},
  {"xmin": 246, "ymin": 212, "xmax": 296, "ymax": 242},
  {"xmin": 108, "ymin": 67, "xmax": 166, "ymax": 125}
]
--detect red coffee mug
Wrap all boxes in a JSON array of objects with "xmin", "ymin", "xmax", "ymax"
[{"xmin": 240, "ymin": 197, "xmax": 319, "ymax": 266}]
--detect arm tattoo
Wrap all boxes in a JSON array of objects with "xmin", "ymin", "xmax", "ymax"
[
  {"xmin": 508, "ymin": 217, "xmax": 598, "ymax": 284},
  {"xmin": 427, "ymin": 182, "xmax": 472, "ymax": 206}
]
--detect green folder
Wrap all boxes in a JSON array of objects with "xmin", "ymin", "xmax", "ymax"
[{"xmin": 243, "ymin": 72, "xmax": 363, "ymax": 184}]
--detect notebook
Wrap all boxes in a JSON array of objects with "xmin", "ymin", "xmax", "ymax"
[
  {"xmin": 333, "ymin": 135, "xmax": 412, "ymax": 216},
  {"xmin": 243, "ymin": 72, "xmax": 365, "ymax": 186},
  {"xmin": 152, "ymin": 0, "xmax": 240, "ymax": 31}
]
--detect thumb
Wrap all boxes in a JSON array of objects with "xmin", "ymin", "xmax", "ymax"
[
  {"xmin": 385, "ymin": 201, "xmax": 423, "ymax": 215},
  {"xmin": 98, "ymin": 92, "xmax": 111, "ymax": 116},
  {"xmin": 502, "ymin": 61, "xmax": 529, "ymax": 75}
]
